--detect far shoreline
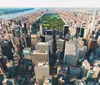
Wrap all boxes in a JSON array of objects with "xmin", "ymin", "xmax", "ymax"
[{"xmin": 0, "ymin": 8, "xmax": 34, "ymax": 16}]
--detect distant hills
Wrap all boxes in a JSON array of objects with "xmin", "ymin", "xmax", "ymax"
[{"xmin": 0, "ymin": 8, "xmax": 34, "ymax": 15}]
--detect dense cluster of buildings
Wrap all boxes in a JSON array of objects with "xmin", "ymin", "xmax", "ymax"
[{"xmin": 0, "ymin": 9, "xmax": 100, "ymax": 85}]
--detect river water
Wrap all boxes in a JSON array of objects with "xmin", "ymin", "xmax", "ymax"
[
  {"xmin": 0, "ymin": 9, "xmax": 37, "ymax": 20},
  {"xmin": 0, "ymin": 8, "xmax": 99, "ymax": 20}
]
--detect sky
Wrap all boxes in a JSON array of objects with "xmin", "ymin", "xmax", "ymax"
[{"xmin": 0, "ymin": 0, "xmax": 100, "ymax": 8}]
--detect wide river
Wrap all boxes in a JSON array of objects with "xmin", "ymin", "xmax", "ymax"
[{"xmin": 0, "ymin": 9, "xmax": 37, "ymax": 20}]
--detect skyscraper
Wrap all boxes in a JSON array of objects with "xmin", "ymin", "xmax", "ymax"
[
  {"xmin": 1, "ymin": 40, "xmax": 14, "ymax": 60},
  {"xmin": 12, "ymin": 27, "xmax": 20, "ymax": 38},
  {"xmin": 34, "ymin": 62, "xmax": 49, "ymax": 84},
  {"xmin": 63, "ymin": 25, "xmax": 69, "ymax": 37},
  {"xmin": 64, "ymin": 41, "xmax": 78, "ymax": 66},
  {"xmin": 24, "ymin": 23, "xmax": 27, "ymax": 34},
  {"xmin": 52, "ymin": 31, "xmax": 57, "ymax": 65},
  {"xmin": 31, "ymin": 50, "xmax": 49, "ymax": 64},
  {"xmin": 90, "ymin": 10, "xmax": 98, "ymax": 34},
  {"xmin": 40, "ymin": 24, "xmax": 45, "ymax": 35}
]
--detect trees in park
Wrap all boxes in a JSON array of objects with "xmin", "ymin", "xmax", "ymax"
[{"xmin": 32, "ymin": 14, "xmax": 65, "ymax": 33}]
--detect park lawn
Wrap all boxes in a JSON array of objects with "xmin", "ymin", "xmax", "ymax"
[{"xmin": 32, "ymin": 13, "xmax": 65, "ymax": 33}]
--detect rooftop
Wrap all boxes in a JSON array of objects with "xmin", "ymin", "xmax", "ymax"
[
  {"xmin": 36, "ymin": 42, "xmax": 49, "ymax": 45},
  {"xmin": 33, "ymin": 50, "xmax": 48, "ymax": 54},
  {"xmin": 76, "ymin": 80, "xmax": 86, "ymax": 85},
  {"xmin": 35, "ymin": 62, "xmax": 49, "ymax": 67}
]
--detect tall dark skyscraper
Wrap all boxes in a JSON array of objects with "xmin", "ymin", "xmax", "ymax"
[
  {"xmin": 24, "ymin": 23, "xmax": 27, "ymax": 34},
  {"xmin": 25, "ymin": 34, "xmax": 31, "ymax": 47},
  {"xmin": 64, "ymin": 25, "xmax": 69, "ymax": 37},
  {"xmin": 40, "ymin": 35, "xmax": 45, "ymax": 42},
  {"xmin": 79, "ymin": 28, "xmax": 84, "ymax": 37},
  {"xmin": 1, "ymin": 40, "xmax": 14, "ymax": 60},
  {"xmin": 95, "ymin": 30, "xmax": 100, "ymax": 40},
  {"xmin": 18, "ymin": 20, "xmax": 22, "ymax": 27},
  {"xmin": 52, "ymin": 31, "xmax": 57, "ymax": 65},
  {"xmin": 75, "ymin": 27, "xmax": 80, "ymax": 37},
  {"xmin": 32, "ymin": 23, "xmax": 36, "ymax": 34}
]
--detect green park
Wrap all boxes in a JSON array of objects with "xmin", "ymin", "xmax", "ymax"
[{"xmin": 32, "ymin": 13, "xmax": 65, "ymax": 33}]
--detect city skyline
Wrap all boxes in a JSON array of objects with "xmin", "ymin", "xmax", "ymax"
[
  {"xmin": 0, "ymin": 4, "xmax": 100, "ymax": 85},
  {"xmin": 0, "ymin": 0, "xmax": 100, "ymax": 8}
]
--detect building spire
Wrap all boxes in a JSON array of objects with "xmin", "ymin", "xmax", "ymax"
[{"xmin": 90, "ymin": 10, "xmax": 98, "ymax": 34}]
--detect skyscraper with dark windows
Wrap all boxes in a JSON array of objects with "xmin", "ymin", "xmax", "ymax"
[
  {"xmin": 63, "ymin": 25, "xmax": 69, "ymax": 37},
  {"xmin": 0, "ymin": 40, "xmax": 14, "ymax": 60},
  {"xmin": 52, "ymin": 31, "xmax": 57, "ymax": 65},
  {"xmin": 24, "ymin": 23, "xmax": 27, "ymax": 34}
]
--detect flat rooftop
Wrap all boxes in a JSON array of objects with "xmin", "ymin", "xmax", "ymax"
[
  {"xmin": 64, "ymin": 41, "xmax": 76, "ymax": 56},
  {"xmin": 35, "ymin": 62, "xmax": 49, "ymax": 67},
  {"xmin": 76, "ymin": 80, "xmax": 86, "ymax": 85},
  {"xmin": 36, "ymin": 42, "xmax": 49, "ymax": 45},
  {"xmin": 33, "ymin": 50, "xmax": 48, "ymax": 54}
]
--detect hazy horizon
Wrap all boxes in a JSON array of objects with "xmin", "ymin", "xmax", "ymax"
[{"xmin": 0, "ymin": 0, "xmax": 100, "ymax": 8}]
